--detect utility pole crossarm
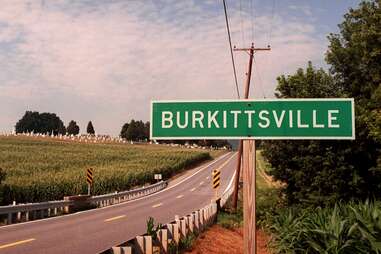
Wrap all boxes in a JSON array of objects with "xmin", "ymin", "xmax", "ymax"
[{"xmin": 233, "ymin": 44, "xmax": 271, "ymax": 53}]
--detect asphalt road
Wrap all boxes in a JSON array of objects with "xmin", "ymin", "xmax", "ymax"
[{"xmin": 0, "ymin": 152, "xmax": 237, "ymax": 254}]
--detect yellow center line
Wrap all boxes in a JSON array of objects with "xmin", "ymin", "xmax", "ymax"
[
  {"xmin": 176, "ymin": 195, "xmax": 184, "ymax": 199},
  {"xmin": 104, "ymin": 215, "xmax": 126, "ymax": 222},
  {"xmin": 190, "ymin": 187, "xmax": 196, "ymax": 192},
  {"xmin": 0, "ymin": 238, "xmax": 36, "ymax": 250},
  {"xmin": 152, "ymin": 203, "xmax": 162, "ymax": 208}
]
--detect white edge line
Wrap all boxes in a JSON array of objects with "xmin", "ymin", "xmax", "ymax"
[
  {"xmin": 0, "ymin": 152, "xmax": 234, "ymax": 229},
  {"xmin": 162, "ymin": 152, "xmax": 238, "ymax": 220},
  {"xmin": 223, "ymin": 167, "xmax": 236, "ymax": 196}
]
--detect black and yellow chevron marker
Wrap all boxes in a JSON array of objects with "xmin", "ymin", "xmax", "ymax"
[
  {"xmin": 212, "ymin": 169, "xmax": 220, "ymax": 189},
  {"xmin": 86, "ymin": 168, "xmax": 94, "ymax": 185}
]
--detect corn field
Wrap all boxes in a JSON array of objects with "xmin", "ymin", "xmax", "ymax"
[
  {"xmin": 0, "ymin": 136, "xmax": 213, "ymax": 205},
  {"xmin": 267, "ymin": 200, "xmax": 381, "ymax": 254}
]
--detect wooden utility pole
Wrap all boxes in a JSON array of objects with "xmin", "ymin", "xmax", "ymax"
[
  {"xmin": 232, "ymin": 43, "xmax": 270, "ymax": 254},
  {"xmin": 232, "ymin": 43, "xmax": 271, "ymax": 210},
  {"xmin": 243, "ymin": 139, "xmax": 256, "ymax": 253}
]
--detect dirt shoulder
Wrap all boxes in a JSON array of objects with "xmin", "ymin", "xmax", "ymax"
[{"xmin": 185, "ymin": 225, "xmax": 270, "ymax": 254}]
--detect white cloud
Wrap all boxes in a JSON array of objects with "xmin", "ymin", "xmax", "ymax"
[{"xmin": 0, "ymin": 0, "xmax": 326, "ymax": 135}]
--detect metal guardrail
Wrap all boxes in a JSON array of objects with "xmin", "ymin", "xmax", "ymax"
[
  {"xmin": 0, "ymin": 181, "xmax": 167, "ymax": 225},
  {"xmin": 90, "ymin": 181, "xmax": 167, "ymax": 207}
]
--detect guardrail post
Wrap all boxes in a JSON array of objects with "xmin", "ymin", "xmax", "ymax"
[
  {"xmin": 7, "ymin": 212, "xmax": 12, "ymax": 224},
  {"xmin": 179, "ymin": 219, "xmax": 186, "ymax": 238},
  {"xmin": 25, "ymin": 211, "xmax": 29, "ymax": 221},
  {"xmin": 135, "ymin": 236, "xmax": 144, "ymax": 254},
  {"xmin": 144, "ymin": 235, "xmax": 153, "ymax": 254},
  {"xmin": 188, "ymin": 215, "xmax": 194, "ymax": 233},
  {"xmin": 111, "ymin": 246, "xmax": 132, "ymax": 254},
  {"xmin": 199, "ymin": 210, "xmax": 204, "ymax": 231},
  {"xmin": 173, "ymin": 223, "xmax": 179, "ymax": 245},
  {"xmin": 194, "ymin": 211, "xmax": 199, "ymax": 232},
  {"xmin": 157, "ymin": 229, "xmax": 168, "ymax": 253}
]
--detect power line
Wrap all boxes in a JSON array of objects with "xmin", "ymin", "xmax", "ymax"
[
  {"xmin": 250, "ymin": 0, "xmax": 255, "ymax": 41},
  {"xmin": 239, "ymin": 0, "xmax": 246, "ymax": 46},
  {"xmin": 222, "ymin": 0, "xmax": 240, "ymax": 98},
  {"xmin": 253, "ymin": 55, "xmax": 266, "ymax": 98},
  {"xmin": 268, "ymin": 0, "xmax": 276, "ymax": 45}
]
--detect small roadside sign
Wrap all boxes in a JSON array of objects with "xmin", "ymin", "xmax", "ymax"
[
  {"xmin": 86, "ymin": 168, "xmax": 94, "ymax": 195},
  {"xmin": 212, "ymin": 169, "xmax": 220, "ymax": 189},
  {"xmin": 154, "ymin": 174, "xmax": 162, "ymax": 180},
  {"xmin": 150, "ymin": 99, "xmax": 355, "ymax": 140}
]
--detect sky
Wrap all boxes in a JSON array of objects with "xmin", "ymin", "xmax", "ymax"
[{"xmin": 0, "ymin": 0, "xmax": 361, "ymax": 136}]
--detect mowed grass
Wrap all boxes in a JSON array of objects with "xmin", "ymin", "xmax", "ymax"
[{"xmin": 0, "ymin": 136, "xmax": 221, "ymax": 204}]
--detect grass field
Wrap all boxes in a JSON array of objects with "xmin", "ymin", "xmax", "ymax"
[{"xmin": 0, "ymin": 136, "xmax": 223, "ymax": 205}]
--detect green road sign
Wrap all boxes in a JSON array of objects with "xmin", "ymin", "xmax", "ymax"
[{"xmin": 150, "ymin": 99, "xmax": 355, "ymax": 140}]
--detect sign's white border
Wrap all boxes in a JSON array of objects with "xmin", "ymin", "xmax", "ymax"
[{"xmin": 150, "ymin": 98, "xmax": 355, "ymax": 140}]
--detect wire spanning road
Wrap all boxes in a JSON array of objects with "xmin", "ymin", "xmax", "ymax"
[{"xmin": 0, "ymin": 152, "xmax": 237, "ymax": 254}]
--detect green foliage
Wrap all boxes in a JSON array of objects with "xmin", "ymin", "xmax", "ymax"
[
  {"xmin": 178, "ymin": 232, "xmax": 196, "ymax": 251},
  {"xmin": 267, "ymin": 200, "xmax": 381, "ymax": 254},
  {"xmin": 275, "ymin": 62, "xmax": 338, "ymax": 98},
  {"xmin": 86, "ymin": 121, "xmax": 95, "ymax": 135},
  {"xmin": 66, "ymin": 120, "xmax": 80, "ymax": 135},
  {"xmin": 0, "ymin": 136, "xmax": 211, "ymax": 204},
  {"xmin": 120, "ymin": 122, "xmax": 129, "ymax": 139},
  {"xmin": 146, "ymin": 217, "xmax": 162, "ymax": 241},
  {"xmin": 120, "ymin": 120, "xmax": 149, "ymax": 141},
  {"xmin": 217, "ymin": 209, "xmax": 243, "ymax": 229},
  {"xmin": 0, "ymin": 168, "xmax": 5, "ymax": 185},
  {"xmin": 167, "ymin": 241, "xmax": 179, "ymax": 254},
  {"xmin": 15, "ymin": 111, "xmax": 66, "ymax": 135},
  {"xmin": 262, "ymin": 1, "xmax": 381, "ymax": 206},
  {"xmin": 0, "ymin": 168, "xmax": 6, "ymax": 204}
]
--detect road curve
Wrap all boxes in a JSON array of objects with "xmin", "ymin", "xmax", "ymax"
[{"xmin": 0, "ymin": 152, "xmax": 237, "ymax": 254}]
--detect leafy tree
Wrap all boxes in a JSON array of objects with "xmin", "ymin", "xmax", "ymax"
[
  {"xmin": 120, "ymin": 123, "xmax": 129, "ymax": 139},
  {"xmin": 263, "ymin": 61, "xmax": 381, "ymax": 205},
  {"xmin": 326, "ymin": 0, "xmax": 381, "ymax": 178},
  {"xmin": 86, "ymin": 121, "xmax": 95, "ymax": 135},
  {"xmin": 125, "ymin": 120, "xmax": 137, "ymax": 140},
  {"xmin": 15, "ymin": 111, "xmax": 66, "ymax": 135},
  {"xmin": 144, "ymin": 121, "xmax": 150, "ymax": 140},
  {"xmin": 67, "ymin": 120, "xmax": 80, "ymax": 135},
  {"xmin": 120, "ymin": 120, "xmax": 150, "ymax": 141}
]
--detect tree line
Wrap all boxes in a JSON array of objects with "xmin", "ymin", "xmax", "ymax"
[
  {"xmin": 15, "ymin": 111, "xmax": 95, "ymax": 135},
  {"xmin": 14, "ymin": 113, "xmax": 231, "ymax": 148},
  {"xmin": 119, "ymin": 119, "xmax": 230, "ymax": 147}
]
